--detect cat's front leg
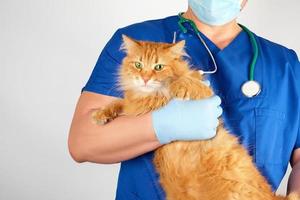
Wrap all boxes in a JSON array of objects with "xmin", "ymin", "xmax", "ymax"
[
  {"xmin": 92, "ymin": 99, "xmax": 124, "ymax": 125},
  {"xmin": 170, "ymin": 74, "xmax": 213, "ymax": 100}
]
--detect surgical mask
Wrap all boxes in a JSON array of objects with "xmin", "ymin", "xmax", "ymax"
[{"xmin": 188, "ymin": 0, "xmax": 243, "ymax": 26}]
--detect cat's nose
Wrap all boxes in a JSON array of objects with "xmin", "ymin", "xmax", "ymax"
[{"xmin": 143, "ymin": 77, "xmax": 150, "ymax": 84}]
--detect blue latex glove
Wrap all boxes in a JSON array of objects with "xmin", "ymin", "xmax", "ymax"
[{"xmin": 152, "ymin": 95, "xmax": 223, "ymax": 144}]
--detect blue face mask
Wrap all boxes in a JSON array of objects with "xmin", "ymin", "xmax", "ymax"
[{"xmin": 188, "ymin": 0, "xmax": 242, "ymax": 26}]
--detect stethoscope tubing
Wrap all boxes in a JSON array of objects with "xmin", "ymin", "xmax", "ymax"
[{"xmin": 177, "ymin": 12, "xmax": 261, "ymax": 98}]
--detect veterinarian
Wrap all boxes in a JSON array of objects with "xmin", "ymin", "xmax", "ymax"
[{"xmin": 68, "ymin": 0, "xmax": 300, "ymax": 199}]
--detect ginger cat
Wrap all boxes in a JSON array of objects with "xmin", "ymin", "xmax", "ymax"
[{"xmin": 92, "ymin": 35, "xmax": 299, "ymax": 200}]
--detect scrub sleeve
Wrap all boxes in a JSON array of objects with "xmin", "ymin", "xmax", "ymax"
[
  {"xmin": 81, "ymin": 29, "xmax": 125, "ymax": 98},
  {"xmin": 296, "ymin": 128, "xmax": 300, "ymax": 150},
  {"xmin": 290, "ymin": 50, "xmax": 300, "ymax": 150}
]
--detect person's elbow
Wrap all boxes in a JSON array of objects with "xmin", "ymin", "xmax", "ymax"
[
  {"xmin": 68, "ymin": 129, "xmax": 116, "ymax": 164},
  {"xmin": 68, "ymin": 131, "xmax": 88, "ymax": 163},
  {"xmin": 67, "ymin": 126, "xmax": 98, "ymax": 163}
]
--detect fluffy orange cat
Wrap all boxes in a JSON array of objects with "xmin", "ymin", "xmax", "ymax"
[{"xmin": 92, "ymin": 35, "xmax": 299, "ymax": 200}]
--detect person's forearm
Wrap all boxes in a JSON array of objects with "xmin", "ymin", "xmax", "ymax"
[
  {"xmin": 68, "ymin": 110, "xmax": 161, "ymax": 164},
  {"xmin": 287, "ymin": 161, "xmax": 300, "ymax": 195}
]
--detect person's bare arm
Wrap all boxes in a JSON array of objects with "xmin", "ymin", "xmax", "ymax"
[
  {"xmin": 68, "ymin": 91, "xmax": 162, "ymax": 164},
  {"xmin": 287, "ymin": 148, "xmax": 300, "ymax": 195}
]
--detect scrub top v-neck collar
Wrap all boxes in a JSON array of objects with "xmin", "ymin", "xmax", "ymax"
[
  {"xmin": 165, "ymin": 14, "xmax": 248, "ymax": 55},
  {"xmin": 193, "ymin": 27, "xmax": 247, "ymax": 57}
]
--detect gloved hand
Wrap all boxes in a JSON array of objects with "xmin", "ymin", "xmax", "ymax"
[{"xmin": 151, "ymin": 95, "xmax": 223, "ymax": 144}]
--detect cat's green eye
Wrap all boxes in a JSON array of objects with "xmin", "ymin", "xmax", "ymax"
[
  {"xmin": 154, "ymin": 64, "xmax": 164, "ymax": 71},
  {"xmin": 134, "ymin": 62, "xmax": 143, "ymax": 70}
]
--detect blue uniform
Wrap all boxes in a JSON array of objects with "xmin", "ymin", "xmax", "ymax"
[{"xmin": 81, "ymin": 15, "xmax": 300, "ymax": 199}]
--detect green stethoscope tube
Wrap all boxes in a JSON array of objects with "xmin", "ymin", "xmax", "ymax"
[
  {"xmin": 177, "ymin": 12, "xmax": 259, "ymax": 82},
  {"xmin": 239, "ymin": 24, "xmax": 258, "ymax": 81}
]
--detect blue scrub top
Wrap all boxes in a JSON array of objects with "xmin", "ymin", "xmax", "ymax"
[{"xmin": 81, "ymin": 15, "xmax": 300, "ymax": 199}]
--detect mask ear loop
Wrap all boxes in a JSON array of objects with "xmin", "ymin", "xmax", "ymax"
[{"xmin": 240, "ymin": 0, "xmax": 245, "ymax": 10}]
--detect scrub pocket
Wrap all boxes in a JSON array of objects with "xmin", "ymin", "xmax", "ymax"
[{"xmin": 254, "ymin": 108, "xmax": 286, "ymax": 165}]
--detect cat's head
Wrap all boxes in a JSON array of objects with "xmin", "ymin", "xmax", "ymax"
[{"xmin": 119, "ymin": 35, "xmax": 190, "ymax": 94}]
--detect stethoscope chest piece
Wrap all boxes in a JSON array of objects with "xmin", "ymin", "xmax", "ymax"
[{"xmin": 241, "ymin": 80, "xmax": 261, "ymax": 98}]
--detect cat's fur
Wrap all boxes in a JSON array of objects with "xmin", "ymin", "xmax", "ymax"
[{"xmin": 92, "ymin": 35, "xmax": 299, "ymax": 200}]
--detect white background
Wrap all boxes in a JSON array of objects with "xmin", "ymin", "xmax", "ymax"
[{"xmin": 1, "ymin": 0, "xmax": 300, "ymax": 199}]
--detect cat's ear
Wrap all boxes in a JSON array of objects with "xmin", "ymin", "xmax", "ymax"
[
  {"xmin": 167, "ymin": 40, "xmax": 188, "ymax": 57},
  {"xmin": 120, "ymin": 34, "xmax": 141, "ymax": 53}
]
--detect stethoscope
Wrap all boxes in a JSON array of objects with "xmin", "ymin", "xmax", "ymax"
[{"xmin": 177, "ymin": 12, "xmax": 261, "ymax": 98}]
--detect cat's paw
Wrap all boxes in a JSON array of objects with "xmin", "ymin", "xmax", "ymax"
[
  {"xmin": 171, "ymin": 85, "xmax": 191, "ymax": 100},
  {"xmin": 170, "ymin": 78, "xmax": 213, "ymax": 100},
  {"xmin": 92, "ymin": 109, "xmax": 115, "ymax": 125},
  {"xmin": 170, "ymin": 79, "xmax": 196, "ymax": 100}
]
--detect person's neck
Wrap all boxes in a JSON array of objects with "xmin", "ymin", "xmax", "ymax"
[{"xmin": 183, "ymin": 8, "xmax": 242, "ymax": 49}]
